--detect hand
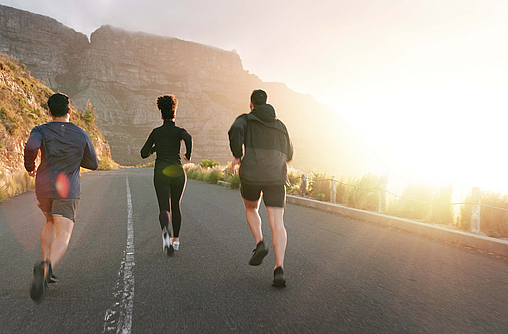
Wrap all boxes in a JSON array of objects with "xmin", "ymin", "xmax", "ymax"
[
  {"xmin": 28, "ymin": 167, "xmax": 37, "ymax": 177},
  {"xmin": 232, "ymin": 157, "xmax": 241, "ymax": 175}
]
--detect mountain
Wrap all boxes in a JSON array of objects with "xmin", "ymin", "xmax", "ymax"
[
  {"xmin": 0, "ymin": 4, "xmax": 387, "ymax": 174},
  {"xmin": 0, "ymin": 52, "xmax": 113, "ymax": 199}
]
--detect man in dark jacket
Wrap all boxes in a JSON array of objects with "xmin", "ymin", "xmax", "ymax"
[
  {"xmin": 228, "ymin": 89, "xmax": 293, "ymax": 287},
  {"xmin": 24, "ymin": 93, "xmax": 99, "ymax": 302}
]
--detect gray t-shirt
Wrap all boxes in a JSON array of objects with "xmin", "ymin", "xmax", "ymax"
[{"xmin": 24, "ymin": 122, "xmax": 99, "ymax": 198}]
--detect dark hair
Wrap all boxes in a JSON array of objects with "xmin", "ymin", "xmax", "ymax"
[
  {"xmin": 157, "ymin": 94, "xmax": 178, "ymax": 120},
  {"xmin": 47, "ymin": 93, "xmax": 70, "ymax": 117},
  {"xmin": 250, "ymin": 89, "xmax": 267, "ymax": 106}
]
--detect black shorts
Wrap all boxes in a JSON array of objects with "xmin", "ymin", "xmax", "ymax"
[
  {"xmin": 37, "ymin": 198, "xmax": 80, "ymax": 222},
  {"xmin": 241, "ymin": 184, "xmax": 286, "ymax": 208}
]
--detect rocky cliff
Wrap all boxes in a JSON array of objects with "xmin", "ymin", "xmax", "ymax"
[
  {"xmin": 0, "ymin": 52, "xmax": 113, "ymax": 199},
  {"xmin": 0, "ymin": 4, "xmax": 383, "ymax": 174}
]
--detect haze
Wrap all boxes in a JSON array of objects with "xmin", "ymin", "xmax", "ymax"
[{"xmin": 2, "ymin": 0, "xmax": 507, "ymax": 193}]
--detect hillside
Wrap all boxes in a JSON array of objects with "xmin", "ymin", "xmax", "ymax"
[
  {"xmin": 0, "ymin": 4, "xmax": 389, "ymax": 174},
  {"xmin": 0, "ymin": 53, "xmax": 114, "ymax": 200}
]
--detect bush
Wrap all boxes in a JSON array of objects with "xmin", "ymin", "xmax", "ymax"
[
  {"xmin": 227, "ymin": 173, "xmax": 241, "ymax": 189},
  {"xmin": 200, "ymin": 159, "xmax": 220, "ymax": 169},
  {"xmin": 387, "ymin": 183, "xmax": 433, "ymax": 220},
  {"xmin": 98, "ymin": 156, "xmax": 119, "ymax": 170},
  {"xmin": 459, "ymin": 192, "xmax": 508, "ymax": 237},
  {"xmin": 309, "ymin": 171, "xmax": 330, "ymax": 201},
  {"xmin": 204, "ymin": 168, "xmax": 222, "ymax": 184},
  {"xmin": 430, "ymin": 185, "xmax": 454, "ymax": 225}
]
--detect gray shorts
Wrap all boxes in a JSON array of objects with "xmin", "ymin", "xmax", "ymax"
[{"xmin": 37, "ymin": 198, "xmax": 80, "ymax": 222}]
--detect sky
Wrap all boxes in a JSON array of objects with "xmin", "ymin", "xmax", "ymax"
[{"xmin": 2, "ymin": 0, "xmax": 507, "ymax": 195}]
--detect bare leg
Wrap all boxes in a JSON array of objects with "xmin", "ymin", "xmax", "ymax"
[
  {"xmin": 243, "ymin": 198, "xmax": 263, "ymax": 243},
  {"xmin": 266, "ymin": 206, "xmax": 287, "ymax": 269},
  {"xmin": 40, "ymin": 213, "xmax": 56, "ymax": 264},
  {"xmin": 47, "ymin": 216, "xmax": 74, "ymax": 269}
]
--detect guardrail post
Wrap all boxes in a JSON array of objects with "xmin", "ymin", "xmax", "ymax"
[
  {"xmin": 379, "ymin": 176, "xmax": 387, "ymax": 213},
  {"xmin": 300, "ymin": 174, "xmax": 307, "ymax": 197},
  {"xmin": 331, "ymin": 176, "xmax": 336, "ymax": 204},
  {"xmin": 470, "ymin": 187, "xmax": 481, "ymax": 234}
]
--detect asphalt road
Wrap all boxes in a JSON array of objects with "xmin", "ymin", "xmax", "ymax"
[{"xmin": 1, "ymin": 168, "xmax": 507, "ymax": 333}]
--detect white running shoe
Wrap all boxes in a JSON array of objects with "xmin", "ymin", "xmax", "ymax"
[
  {"xmin": 173, "ymin": 240, "xmax": 180, "ymax": 251},
  {"xmin": 162, "ymin": 227, "xmax": 171, "ymax": 252}
]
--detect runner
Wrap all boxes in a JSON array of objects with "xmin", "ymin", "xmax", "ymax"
[
  {"xmin": 24, "ymin": 93, "xmax": 99, "ymax": 302},
  {"xmin": 141, "ymin": 94, "xmax": 192, "ymax": 256},
  {"xmin": 228, "ymin": 89, "xmax": 293, "ymax": 287}
]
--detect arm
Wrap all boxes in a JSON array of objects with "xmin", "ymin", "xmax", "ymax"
[
  {"xmin": 81, "ymin": 134, "xmax": 99, "ymax": 170},
  {"xmin": 286, "ymin": 133, "xmax": 294, "ymax": 162},
  {"xmin": 140, "ymin": 132, "xmax": 154, "ymax": 159},
  {"xmin": 181, "ymin": 130, "xmax": 192, "ymax": 161},
  {"xmin": 228, "ymin": 115, "xmax": 247, "ymax": 159},
  {"xmin": 24, "ymin": 127, "xmax": 42, "ymax": 175}
]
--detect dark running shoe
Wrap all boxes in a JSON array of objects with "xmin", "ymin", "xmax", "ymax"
[
  {"xmin": 272, "ymin": 267, "xmax": 286, "ymax": 288},
  {"xmin": 46, "ymin": 262, "xmax": 58, "ymax": 284},
  {"xmin": 30, "ymin": 262, "xmax": 47, "ymax": 302},
  {"xmin": 249, "ymin": 241, "xmax": 269, "ymax": 266},
  {"xmin": 47, "ymin": 274, "xmax": 58, "ymax": 284},
  {"xmin": 162, "ymin": 228, "xmax": 174, "ymax": 256},
  {"xmin": 166, "ymin": 244, "xmax": 175, "ymax": 256}
]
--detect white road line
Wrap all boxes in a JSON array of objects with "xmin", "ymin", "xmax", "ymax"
[{"xmin": 103, "ymin": 174, "xmax": 135, "ymax": 333}]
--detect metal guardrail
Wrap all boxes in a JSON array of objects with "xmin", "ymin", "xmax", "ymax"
[{"xmin": 288, "ymin": 174, "xmax": 508, "ymax": 235}]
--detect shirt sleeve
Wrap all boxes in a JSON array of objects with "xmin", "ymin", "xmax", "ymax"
[
  {"xmin": 181, "ymin": 129, "xmax": 192, "ymax": 161},
  {"xmin": 228, "ymin": 115, "xmax": 247, "ymax": 159},
  {"xmin": 286, "ymin": 132, "xmax": 294, "ymax": 162},
  {"xmin": 24, "ymin": 127, "xmax": 42, "ymax": 172},
  {"xmin": 80, "ymin": 133, "xmax": 99, "ymax": 170},
  {"xmin": 140, "ymin": 131, "xmax": 154, "ymax": 159}
]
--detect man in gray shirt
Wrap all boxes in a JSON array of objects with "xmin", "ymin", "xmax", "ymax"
[{"xmin": 24, "ymin": 93, "xmax": 98, "ymax": 302}]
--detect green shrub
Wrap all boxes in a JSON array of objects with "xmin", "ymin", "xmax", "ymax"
[
  {"xmin": 387, "ymin": 183, "xmax": 433, "ymax": 220},
  {"xmin": 459, "ymin": 192, "xmax": 508, "ymax": 237},
  {"xmin": 200, "ymin": 159, "xmax": 220, "ymax": 169},
  {"xmin": 98, "ymin": 156, "xmax": 119, "ymax": 170},
  {"xmin": 309, "ymin": 171, "xmax": 330, "ymax": 201},
  {"xmin": 430, "ymin": 185, "xmax": 454, "ymax": 225},
  {"xmin": 205, "ymin": 168, "xmax": 221, "ymax": 184},
  {"xmin": 227, "ymin": 173, "xmax": 241, "ymax": 189}
]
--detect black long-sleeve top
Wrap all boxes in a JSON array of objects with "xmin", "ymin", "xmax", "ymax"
[
  {"xmin": 24, "ymin": 122, "xmax": 99, "ymax": 198},
  {"xmin": 140, "ymin": 120, "xmax": 192, "ymax": 169}
]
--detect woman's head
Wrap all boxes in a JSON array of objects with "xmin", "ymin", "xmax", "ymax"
[{"xmin": 157, "ymin": 94, "xmax": 178, "ymax": 120}]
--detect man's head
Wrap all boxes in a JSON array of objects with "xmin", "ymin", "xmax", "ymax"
[
  {"xmin": 250, "ymin": 89, "xmax": 267, "ymax": 106},
  {"xmin": 157, "ymin": 94, "xmax": 178, "ymax": 120},
  {"xmin": 47, "ymin": 93, "xmax": 70, "ymax": 117}
]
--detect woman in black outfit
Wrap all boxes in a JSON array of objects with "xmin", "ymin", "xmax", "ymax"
[{"xmin": 141, "ymin": 94, "xmax": 192, "ymax": 255}]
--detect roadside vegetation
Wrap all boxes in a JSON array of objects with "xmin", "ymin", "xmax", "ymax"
[
  {"xmin": 181, "ymin": 159, "xmax": 508, "ymax": 238},
  {"xmin": 0, "ymin": 53, "xmax": 117, "ymax": 200}
]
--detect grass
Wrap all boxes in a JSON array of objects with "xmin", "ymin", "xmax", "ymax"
[
  {"xmin": 458, "ymin": 192, "xmax": 508, "ymax": 237},
  {"xmin": 0, "ymin": 53, "xmax": 117, "ymax": 201}
]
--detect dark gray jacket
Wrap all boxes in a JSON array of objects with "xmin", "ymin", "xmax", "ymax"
[{"xmin": 228, "ymin": 104, "xmax": 293, "ymax": 185}]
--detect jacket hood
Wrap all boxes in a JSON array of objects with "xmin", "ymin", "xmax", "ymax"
[{"xmin": 250, "ymin": 104, "xmax": 276, "ymax": 122}]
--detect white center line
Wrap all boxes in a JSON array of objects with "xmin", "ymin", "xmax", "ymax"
[{"xmin": 103, "ymin": 174, "xmax": 135, "ymax": 333}]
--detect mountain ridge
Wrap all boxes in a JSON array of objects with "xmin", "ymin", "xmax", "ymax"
[{"xmin": 0, "ymin": 4, "xmax": 387, "ymax": 175}]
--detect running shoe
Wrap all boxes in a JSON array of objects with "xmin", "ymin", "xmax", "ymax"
[
  {"xmin": 30, "ymin": 262, "xmax": 47, "ymax": 302},
  {"xmin": 46, "ymin": 262, "xmax": 58, "ymax": 284},
  {"xmin": 272, "ymin": 267, "xmax": 286, "ymax": 288},
  {"xmin": 162, "ymin": 227, "xmax": 174, "ymax": 256},
  {"xmin": 249, "ymin": 240, "xmax": 269, "ymax": 266},
  {"xmin": 172, "ymin": 240, "xmax": 180, "ymax": 251},
  {"xmin": 47, "ymin": 273, "xmax": 58, "ymax": 284}
]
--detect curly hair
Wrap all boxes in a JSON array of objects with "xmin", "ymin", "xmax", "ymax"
[{"xmin": 157, "ymin": 94, "xmax": 178, "ymax": 120}]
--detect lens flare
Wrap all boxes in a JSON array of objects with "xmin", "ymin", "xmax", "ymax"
[
  {"xmin": 56, "ymin": 173, "xmax": 70, "ymax": 198},
  {"xmin": 162, "ymin": 165, "xmax": 183, "ymax": 177}
]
